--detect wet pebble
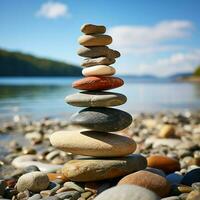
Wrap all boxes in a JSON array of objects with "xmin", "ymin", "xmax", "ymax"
[{"xmin": 181, "ymin": 168, "xmax": 200, "ymax": 186}]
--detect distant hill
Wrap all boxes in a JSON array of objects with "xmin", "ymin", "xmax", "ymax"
[
  {"xmin": 194, "ymin": 66, "xmax": 200, "ymax": 76},
  {"xmin": 168, "ymin": 72, "xmax": 193, "ymax": 80},
  {"xmin": 0, "ymin": 49, "xmax": 82, "ymax": 76}
]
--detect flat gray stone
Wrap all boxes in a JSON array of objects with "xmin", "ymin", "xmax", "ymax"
[
  {"xmin": 65, "ymin": 91, "xmax": 127, "ymax": 107},
  {"xmin": 62, "ymin": 154, "xmax": 147, "ymax": 182},
  {"xmin": 81, "ymin": 57, "xmax": 115, "ymax": 67},
  {"xmin": 94, "ymin": 185, "xmax": 159, "ymax": 200},
  {"xmin": 69, "ymin": 107, "xmax": 132, "ymax": 132}
]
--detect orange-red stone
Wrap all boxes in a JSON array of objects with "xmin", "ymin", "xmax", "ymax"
[
  {"xmin": 118, "ymin": 170, "xmax": 170, "ymax": 197},
  {"xmin": 72, "ymin": 76, "xmax": 124, "ymax": 91},
  {"xmin": 47, "ymin": 173, "xmax": 68, "ymax": 182},
  {"xmin": 147, "ymin": 155, "xmax": 180, "ymax": 173}
]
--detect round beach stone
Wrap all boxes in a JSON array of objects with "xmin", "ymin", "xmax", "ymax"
[
  {"xmin": 159, "ymin": 124, "xmax": 175, "ymax": 138},
  {"xmin": 50, "ymin": 130, "xmax": 136, "ymax": 157},
  {"xmin": 77, "ymin": 46, "xmax": 120, "ymax": 58},
  {"xmin": 94, "ymin": 185, "xmax": 159, "ymax": 200},
  {"xmin": 81, "ymin": 57, "xmax": 115, "ymax": 67},
  {"xmin": 72, "ymin": 76, "xmax": 124, "ymax": 91},
  {"xmin": 69, "ymin": 107, "xmax": 132, "ymax": 132},
  {"xmin": 118, "ymin": 170, "xmax": 170, "ymax": 197},
  {"xmin": 147, "ymin": 155, "xmax": 180, "ymax": 173},
  {"xmin": 16, "ymin": 172, "xmax": 49, "ymax": 192},
  {"xmin": 81, "ymin": 24, "xmax": 106, "ymax": 34},
  {"xmin": 166, "ymin": 173, "xmax": 183, "ymax": 185},
  {"xmin": 78, "ymin": 34, "xmax": 112, "ymax": 46},
  {"xmin": 65, "ymin": 91, "xmax": 127, "ymax": 107},
  {"xmin": 181, "ymin": 168, "xmax": 200, "ymax": 186},
  {"xmin": 62, "ymin": 154, "xmax": 147, "ymax": 182},
  {"xmin": 82, "ymin": 65, "xmax": 116, "ymax": 76}
]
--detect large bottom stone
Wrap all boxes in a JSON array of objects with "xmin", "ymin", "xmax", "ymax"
[
  {"xmin": 50, "ymin": 130, "xmax": 136, "ymax": 157},
  {"xmin": 62, "ymin": 154, "xmax": 147, "ymax": 182},
  {"xmin": 69, "ymin": 107, "xmax": 133, "ymax": 132}
]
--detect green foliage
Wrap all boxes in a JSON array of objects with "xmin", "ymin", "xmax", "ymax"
[
  {"xmin": 0, "ymin": 49, "xmax": 82, "ymax": 76},
  {"xmin": 194, "ymin": 65, "xmax": 200, "ymax": 76}
]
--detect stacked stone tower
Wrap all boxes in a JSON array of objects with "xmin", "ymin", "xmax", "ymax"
[{"xmin": 50, "ymin": 24, "xmax": 147, "ymax": 182}]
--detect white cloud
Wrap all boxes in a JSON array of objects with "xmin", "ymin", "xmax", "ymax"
[
  {"xmin": 36, "ymin": 1, "xmax": 69, "ymax": 19},
  {"xmin": 138, "ymin": 50, "xmax": 200, "ymax": 76},
  {"xmin": 108, "ymin": 20, "xmax": 193, "ymax": 55}
]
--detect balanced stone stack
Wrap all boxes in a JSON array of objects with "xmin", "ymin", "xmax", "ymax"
[{"xmin": 50, "ymin": 24, "xmax": 147, "ymax": 182}]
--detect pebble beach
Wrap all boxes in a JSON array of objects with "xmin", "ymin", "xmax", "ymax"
[{"xmin": 0, "ymin": 111, "xmax": 200, "ymax": 200}]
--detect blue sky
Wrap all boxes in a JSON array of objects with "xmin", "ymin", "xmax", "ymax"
[{"xmin": 0, "ymin": 0, "xmax": 200, "ymax": 76}]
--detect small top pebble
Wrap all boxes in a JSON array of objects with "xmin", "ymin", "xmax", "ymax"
[{"xmin": 81, "ymin": 24, "xmax": 106, "ymax": 34}]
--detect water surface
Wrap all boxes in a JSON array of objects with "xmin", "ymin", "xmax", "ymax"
[{"xmin": 0, "ymin": 77, "xmax": 200, "ymax": 122}]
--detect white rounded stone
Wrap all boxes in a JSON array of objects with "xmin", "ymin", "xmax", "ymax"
[{"xmin": 82, "ymin": 65, "xmax": 115, "ymax": 76}]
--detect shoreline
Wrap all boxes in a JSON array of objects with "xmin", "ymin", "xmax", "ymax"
[{"xmin": 178, "ymin": 76, "xmax": 200, "ymax": 83}]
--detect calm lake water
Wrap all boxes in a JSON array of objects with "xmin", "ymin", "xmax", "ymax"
[{"xmin": 0, "ymin": 77, "xmax": 200, "ymax": 122}]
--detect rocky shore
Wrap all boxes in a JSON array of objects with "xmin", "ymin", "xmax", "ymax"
[{"xmin": 0, "ymin": 110, "xmax": 200, "ymax": 200}]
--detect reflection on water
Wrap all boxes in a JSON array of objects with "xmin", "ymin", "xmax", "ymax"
[{"xmin": 0, "ymin": 77, "xmax": 200, "ymax": 121}]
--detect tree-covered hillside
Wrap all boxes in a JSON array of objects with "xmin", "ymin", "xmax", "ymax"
[
  {"xmin": 194, "ymin": 66, "xmax": 200, "ymax": 76},
  {"xmin": 0, "ymin": 49, "xmax": 82, "ymax": 76}
]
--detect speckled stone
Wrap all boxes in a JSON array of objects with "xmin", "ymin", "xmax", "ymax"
[
  {"xmin": 72, "ymin": 76, "xmax": 124, "ymax": 91},
  {"xmin": 81, "ymin": 57, "xmax": 115, "ymax": 67},
  {"xmin": 65, "ymin": 91, "xmax": 127, "ymax": 107},
  {"xmin": 69, "ymin": 107, "xmax": 132, "ymax": 132}
]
